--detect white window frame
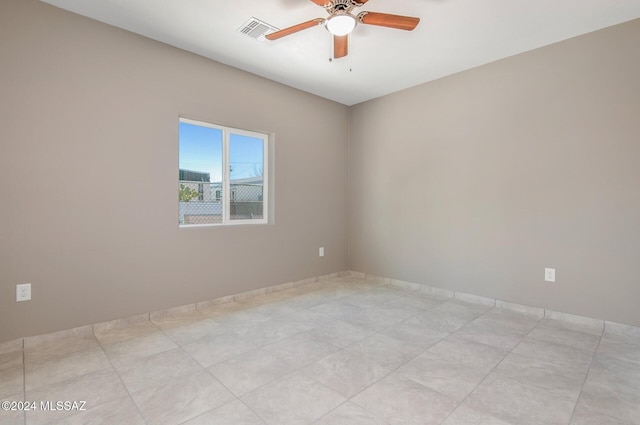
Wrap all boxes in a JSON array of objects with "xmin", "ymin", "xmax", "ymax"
[{"xmin": 179, "ymin": 117, "xmax": 269, "ymax": 227}]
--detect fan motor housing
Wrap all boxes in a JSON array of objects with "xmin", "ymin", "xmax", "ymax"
[{"xmin": 326, "ymin": 0, "xmax": 360, "ymax": 15}]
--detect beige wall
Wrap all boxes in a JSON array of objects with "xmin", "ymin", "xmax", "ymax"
[
  {"xmin": 349, "ymin": 19, "xmax": 640, "ymax": 326},
  {"xmin": 0, "ymin": 0, "xmax": 348, "ymax": 342}
]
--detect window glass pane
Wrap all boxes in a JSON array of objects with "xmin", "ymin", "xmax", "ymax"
[
  {"xmin": 229, "ymin": 133, "xmax": 264, "ymax": 221},
  {"xmin": 179, "ymin": 122, "xmax": 223, "ymax": 225}
]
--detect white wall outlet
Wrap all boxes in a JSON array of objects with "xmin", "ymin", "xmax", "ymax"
[
  {"xmin": 319, "ymin": 247, "xmax": 324, "ymax": 257},
  {"xmin": 545, "ymin": 268, "xmax": 556, "ymax": 283},
  {"xmin": 16, "ymin": 283, "xmax": 31, "ymax": 302}
]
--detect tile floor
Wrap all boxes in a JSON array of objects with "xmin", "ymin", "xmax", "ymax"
[{"xmin": 1, "ymin": 276, "xmax": 639, "ymax": 425}]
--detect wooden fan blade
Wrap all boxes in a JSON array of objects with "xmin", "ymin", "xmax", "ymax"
[
  {"xmin": 265, "ymin": 18, "xmax": 325, "ymax": 40},
  {"xmin": 353, "ymin": 0, "xmax": 369, "ymax": 4},
  {"xmin": 333, "ymin": 35, "xmax": 348, "ymax": 59},
  {"xmin": 309, "ymin": 0, "xmax": 328, "ymax": 6},
  {"xmin": 359, "ymin": 12, "xmax": 420, "ymax": 31}
]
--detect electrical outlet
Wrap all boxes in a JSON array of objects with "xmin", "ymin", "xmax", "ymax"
[
  {"xmin": 319, "ymin": 247, "xmax": 324, "ymax": 257},
  {"xmin": 545, "ymin": 268, "xmax": 556, "ymax": 283},
  {"xmin": 16, "ymin": 283, "xmax": 31, "ymax": 302}
]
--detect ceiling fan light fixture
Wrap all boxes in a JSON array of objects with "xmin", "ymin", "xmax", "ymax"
[{"xmin": 326, "ymin": 13, "xmax": 356, "ymax": 36}]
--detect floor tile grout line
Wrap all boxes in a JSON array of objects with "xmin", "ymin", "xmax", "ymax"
[
  {"xmin": 189, "ymin": 281, "xmax": 390, "ymax": 425},
  {"xmin": 9, "ymin": 280, "xmax": 519, "ymax": 424},
  {"xmin": 340, "ymin": 299, "xmax": 502, "ymax": 421},
  {"xmin": 39, "ymin": 284, "xmax": 484, "ymax": 425},
  {"xmin": 347, "ymin": 350, "xmax": 445, "ymax": 419},
  {"xmin": 196, "ymin": 285, "xmax": 337, "ymax": 337},
  {"xmin": 445, "ymin": 304, "xmax": 543, "ymax": 355},
  {"xmin": 187, "ymin": 281, "xmax": 429, "ymax": 425},
  {"xmin": 145, "ymin": 280, "xmax": 401, "ymax": 424},
  {"xmin": 317, "ymin": 287, "xmax": 480, "ymax": 374},
  {"xmin": 196, "ymin": 359, "xmax": 251, "ymax": 424},
  {"xmin": 13, "ymin": 276, "xmax": 633, "ymax": 425},
  {"xmin": 308, "ymin": 396, "xmax": 394, "ymax": 425},
  {"xmin": 22, "ymin": 338, "xmax": 26, "ymax": 425},
  {"xmin": 193, "ymin": 282, "xmax": 404, "ymax": 352},
  {"xmin": 26, "ymin": 329, "xmax": 153, "ymax": 424},
  {"xmin": 434, "ymin": 305, "xmax": 544, "ymax": 425},
  {"xmin": 306, "ymin": 288, "xmax": 477, "ymax": 424},
  {"xmin": 108, "ymin": 321, "xmax": 259, "ymax": 425},
  {"xmin": 17, "ymin": 276, "xmax": 628, "ymax": 425},
  {"xmin": 566, "ymin": 321, "xmax": 605, "ymax": 425},
  {"xmin": 92, "ymin": 328, "xmax": 149, "ymax": 425},
  {"xmin": 19, "ymin": 333, "xmax": 134, "ymax": 425},
  {"xmin": 435, "ymin": 308, "xmax": 604, "ymax": 425},
  {"xmin": 234, "ymin": 398, "xmax": 269, "ymax": 425},
  {"xmin": 165, "ymin": 282, "xmax": 364, "ymax": 424},
  {"xmin": 94, "ymin": 312, "xmax": 234, "ymax": 424}
]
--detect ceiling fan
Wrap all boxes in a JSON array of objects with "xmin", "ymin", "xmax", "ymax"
[{"xmin": 265, "ymin": 0, "xmax": 420, "ymax": 60}]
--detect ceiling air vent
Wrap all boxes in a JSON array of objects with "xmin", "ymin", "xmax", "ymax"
[{"xmin": 238, "ymin": 18, "xmax": 279, "ymax": 41}]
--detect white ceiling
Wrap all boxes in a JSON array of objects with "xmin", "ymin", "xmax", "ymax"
[{"xmin": 41, "ymin": 0, "xmax": 640, "ymax": 105}]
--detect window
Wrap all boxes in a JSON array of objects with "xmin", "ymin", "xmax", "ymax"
[
  {"xmin": 197, "ymin": 183, "xmax": 204, "ymax": 201},
  {"xmin": 178, "ymin": 118, "xmax": 268, "ymax": 226}
]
